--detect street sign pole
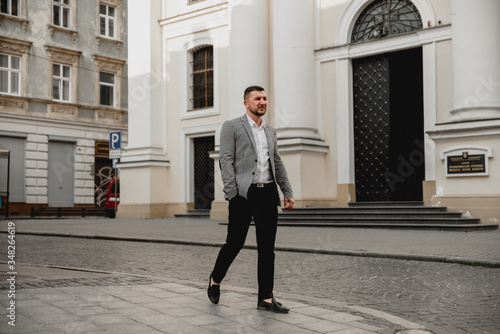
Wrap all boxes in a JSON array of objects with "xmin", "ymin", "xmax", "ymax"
[
  {"xmin": 112, "ymin": 158, "xmax": 118, "ymax": 217},
  {"xmin": 114, "ymin": 167, "xmax": 117, "ymax": 218},
  {"xmin": 109, "ymin": 131, "xmax": 122, "ymax": 218}
]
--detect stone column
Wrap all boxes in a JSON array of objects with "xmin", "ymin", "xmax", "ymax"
[
  {"xmin": 265, "ymin": 0, "xmax": 329, "ymax": 207},
  {"xmin": 271, "ymin": 0, "xmax": 319, "ymax": 139},
  {"xmin": 211, "ymin": 0, "xmax": 270, "ymax": 219},
  {"xmin": 448, "ymin": 0, "xmax": 500, "ymax": 122},
  {"xmin": 228, "ymin": 0, "xmax": 269, "ymax": 119},
  {"xmin": 118, "ymin": 0, "xmax": 169, "ymax": 218}
]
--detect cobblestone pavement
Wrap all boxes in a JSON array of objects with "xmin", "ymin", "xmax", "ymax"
[
  {"xmin": 8, "ymin": 218, "xmax": 500, "ymax": 263},
  {"xmin": 2, "ymin": 234, "xmax": 499, "ymax": 334}
]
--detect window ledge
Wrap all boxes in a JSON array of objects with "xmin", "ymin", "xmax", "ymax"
[
  {"xmin": 98, "ymin": 105, "xmax": 127, "ymax": 113},
  {"xmin": 47, "ymin": 24, "xmax": 78, "ymax": 43},
  {"xmin": 96, "ymin": 36, "xmax": 123, "ymax": 51},
  {"xmin": 182, "ymin": 107, "xmax": 219, "ymax": 120},
  {"xmin": 0, "ymin": 13, "xmax": 29, "ymax": 32}
]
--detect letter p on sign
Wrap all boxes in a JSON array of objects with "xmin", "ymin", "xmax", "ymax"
[{"xmin": 110, "ymin": 131, "xmax": 121, "ymax": 149}]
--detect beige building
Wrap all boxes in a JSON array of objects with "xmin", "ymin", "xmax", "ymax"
[
  {"xmin": 0, "ymin": 0, "xmax": 128, "ymax": 216},
  {"xmin": 120, "ymin": 0, "xmax": 499, "ymax": 224}
]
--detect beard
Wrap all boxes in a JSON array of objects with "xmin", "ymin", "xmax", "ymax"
[{"xmin": 249, "ymin": 106, "xmax": 267, "ymax": 117}]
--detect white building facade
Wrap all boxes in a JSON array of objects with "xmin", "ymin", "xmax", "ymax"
[{"xmin": 120, "ymin": 0, "xmax": 500, "ymax": 224}]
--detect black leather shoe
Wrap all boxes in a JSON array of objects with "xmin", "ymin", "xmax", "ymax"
[
  {"xmin": 257, "ymin": 298, "xmax": 289, "ymax": 313},
  {"xmin": 207, "ymin": 273, "xmax": 220, "ymax": 304}
]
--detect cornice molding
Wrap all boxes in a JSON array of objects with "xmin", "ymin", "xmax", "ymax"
[
  {"xmin": 45, "ymin": 45, "xmax": 81, "ymax": 64},
  {"xmin": 316, "ymin": 25, "xmax": 452, "ymax": 62},
  {"xmin": 0, "ymin": 36, "xmax": 32, "ymax": 55},
  {"xmin": 427, "ymin": 123, "xmax": 500, "ymax": 141},
  {"xmin": 93, "ymin": 55, "xmax": 126, "ymax": 72}
]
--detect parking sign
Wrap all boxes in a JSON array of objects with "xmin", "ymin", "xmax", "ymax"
[
  {"xmin": 110, "ymin": 131, "xmax": 121, "ymax": 149},
  {"xmin": 109, "ymin": 131, "xmax": 122, "ymax": 158}
]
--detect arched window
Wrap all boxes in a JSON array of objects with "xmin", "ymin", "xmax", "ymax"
[
  {"xmin": 189, "ymin": 45, "xmax": 213, "ymax": 110},
  {"xmin": 351, "ymin": 0, "xmax": 422, "ymax": 43}
]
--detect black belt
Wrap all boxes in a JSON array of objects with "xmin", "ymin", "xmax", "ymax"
[{"xmin": 251, "ymin": 182, "xmax": 274, "ymax": 189}]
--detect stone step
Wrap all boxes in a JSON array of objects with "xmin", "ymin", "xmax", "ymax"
[
  {"xmin": 348, "ymin": 201, "xmax": 425, "ymax": 207},
  {"xmin": 279, "ymin": 211, "xmax": 462, "ymax": 219},
  {"xmin": 275, "ymin": 203, "xmax": 498, "ymax": 231},
  {"xmin": 276, "ymin": 221, "xmax": 498, "ymax": 232},
  {"xmin": 278, "ymin": 216, "xmax": 480, "ymax": 225},
  {"xmin": 30, "ymin": 207, "xmax": 109, "ymax": 218},
  {"xmin": 175, "ymin": 209, "xmax": 210, "ymax": 218},
  {"xmin": 292, "ymin": 205, "xmax": 447, "ymax": 213}
]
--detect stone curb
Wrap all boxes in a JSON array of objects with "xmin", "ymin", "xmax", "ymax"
[{"xmin": 5, "ymin": 230, "xmax": 500, "ymax": 268}]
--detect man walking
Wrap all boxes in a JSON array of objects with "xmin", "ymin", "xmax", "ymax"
[{"xmin": 208, "ymin": 86, "xmax": 294, "ymax": 313}]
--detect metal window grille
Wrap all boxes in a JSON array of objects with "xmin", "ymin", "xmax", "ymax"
[
  {"xmin": 351, "ymin": 0, "xmax": 422, "ymax": 44},
  {"xmin": 190, "ymin": 46, "xmax": 213, "ymax": 109}
]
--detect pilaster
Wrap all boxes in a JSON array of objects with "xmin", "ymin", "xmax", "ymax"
[
  {"xmin": 228, "ymin": 0, "xmax": 269, "ymax": 119},
  {"xmin": 448, "ymin": 0, "xmax": 500, "ymax": 122},
  {"xmin": 118, "ymin": 0, "xmax": 169, "ymax": 218},
  {"xmin": 25, "ymin": 134, "xmax": 48, "ymax": 204},
  {"xmin": 74, "ymin": 139, "xmax": 95, "ymax": 205},
  {"xmin": 271, "ymin": 0, "xmax": 320, "ymax": 140}
]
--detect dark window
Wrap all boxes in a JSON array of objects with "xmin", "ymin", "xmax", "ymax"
[
  {"xmin": 0, "ymin": 53, "xmax": 20, "ymax": 95},
  {"xmin": 99, "ymin": 72, "xmax": 115, "ymax": 107},
  {"xmin": 191, "ymin": 46, "xmax": 213, "ymax": 110},
  {"xmin": 1, "ymin": 0, "xmax": 19, "ymax": 16},
  {"xmin": 53, "ymin": 0, "xmax": 71, "ymax": 28},
  {"xmin": 351, "ymin": 0, "xmax": 422, "ymax": 44},
  {"xmin": 99, "ymin": 4, "xmax": 116, "ymax": 38},
  {"xmin": 52, "ymin": 64, "xmax": 71, "ymax": 101}
]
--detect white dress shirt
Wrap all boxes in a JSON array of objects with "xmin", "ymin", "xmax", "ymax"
[{"xmin": 246, "ymin": 115, "xmax": 273, "ymax": 184}]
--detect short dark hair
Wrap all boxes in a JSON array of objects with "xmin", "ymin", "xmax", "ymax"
[{"xmin": 244, "ymin": 85, "xmax": 265, "ymax": 100}]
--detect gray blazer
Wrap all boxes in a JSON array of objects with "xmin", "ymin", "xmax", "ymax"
[{"xmin": 220, "ymin": 115, "xmax": 293, "ymax": 206}]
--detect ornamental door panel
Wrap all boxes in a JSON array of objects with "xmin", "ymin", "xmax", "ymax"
[
  {"xmin": 354, "ymin": 55, "xmax": 391, "ymax": 202},
  {"xmin": 194, "ymin": 136, "xmax": 214, "ymax": 210},
  {"xmin": 353, "ymin": 48, "xmax": 424, "ymax": 202}
]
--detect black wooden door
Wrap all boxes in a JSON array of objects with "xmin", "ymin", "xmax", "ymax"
[
  {"xmin": 194, "ymin": 136, "xmax": 214, "ymax": 209},
  {"xmin": 94, "ymin": 158, "xmax": 114, "ymax": 207},
  {"xmin": 353, "ymin": 48, "xmax": 424, "ymax": 202}
]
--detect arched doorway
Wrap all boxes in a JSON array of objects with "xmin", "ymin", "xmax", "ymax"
[
  {"xmin": 353, "ymin": 48, "xmax": 424, "ymax": 202},
  {"xmin": 350, "ymin": 0, "xmax": 425, "ymax": 202}
]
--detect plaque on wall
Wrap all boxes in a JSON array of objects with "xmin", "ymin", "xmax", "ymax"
[
  {"xmin": 447, "ymin": 153, "xmax": 485, "ymax": 175},
  {"xmin": 441, "ymin": 145, "xmax": 492, "ymax": 177}
]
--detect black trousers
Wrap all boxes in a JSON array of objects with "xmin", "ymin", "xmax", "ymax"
[{"xmin": 211, "ymin": 182, "xmax": 279, "ymax": 301}]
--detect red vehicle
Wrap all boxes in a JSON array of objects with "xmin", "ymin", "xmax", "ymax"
[{"xmin": 104, "ymin": 177, "xmax": 120, "ymax": 218}]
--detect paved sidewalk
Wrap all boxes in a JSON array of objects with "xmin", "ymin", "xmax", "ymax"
[
  {"xmin": 4, "ymin": 217, "xmax": 500, "ymax": 267},
  {"xmin": 0, "ymin": 265, "xmax": 429, "ymax": 334},
  {"xmin": 1, "ymin": 218, "xmax": 499, "ymax": 333}
]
